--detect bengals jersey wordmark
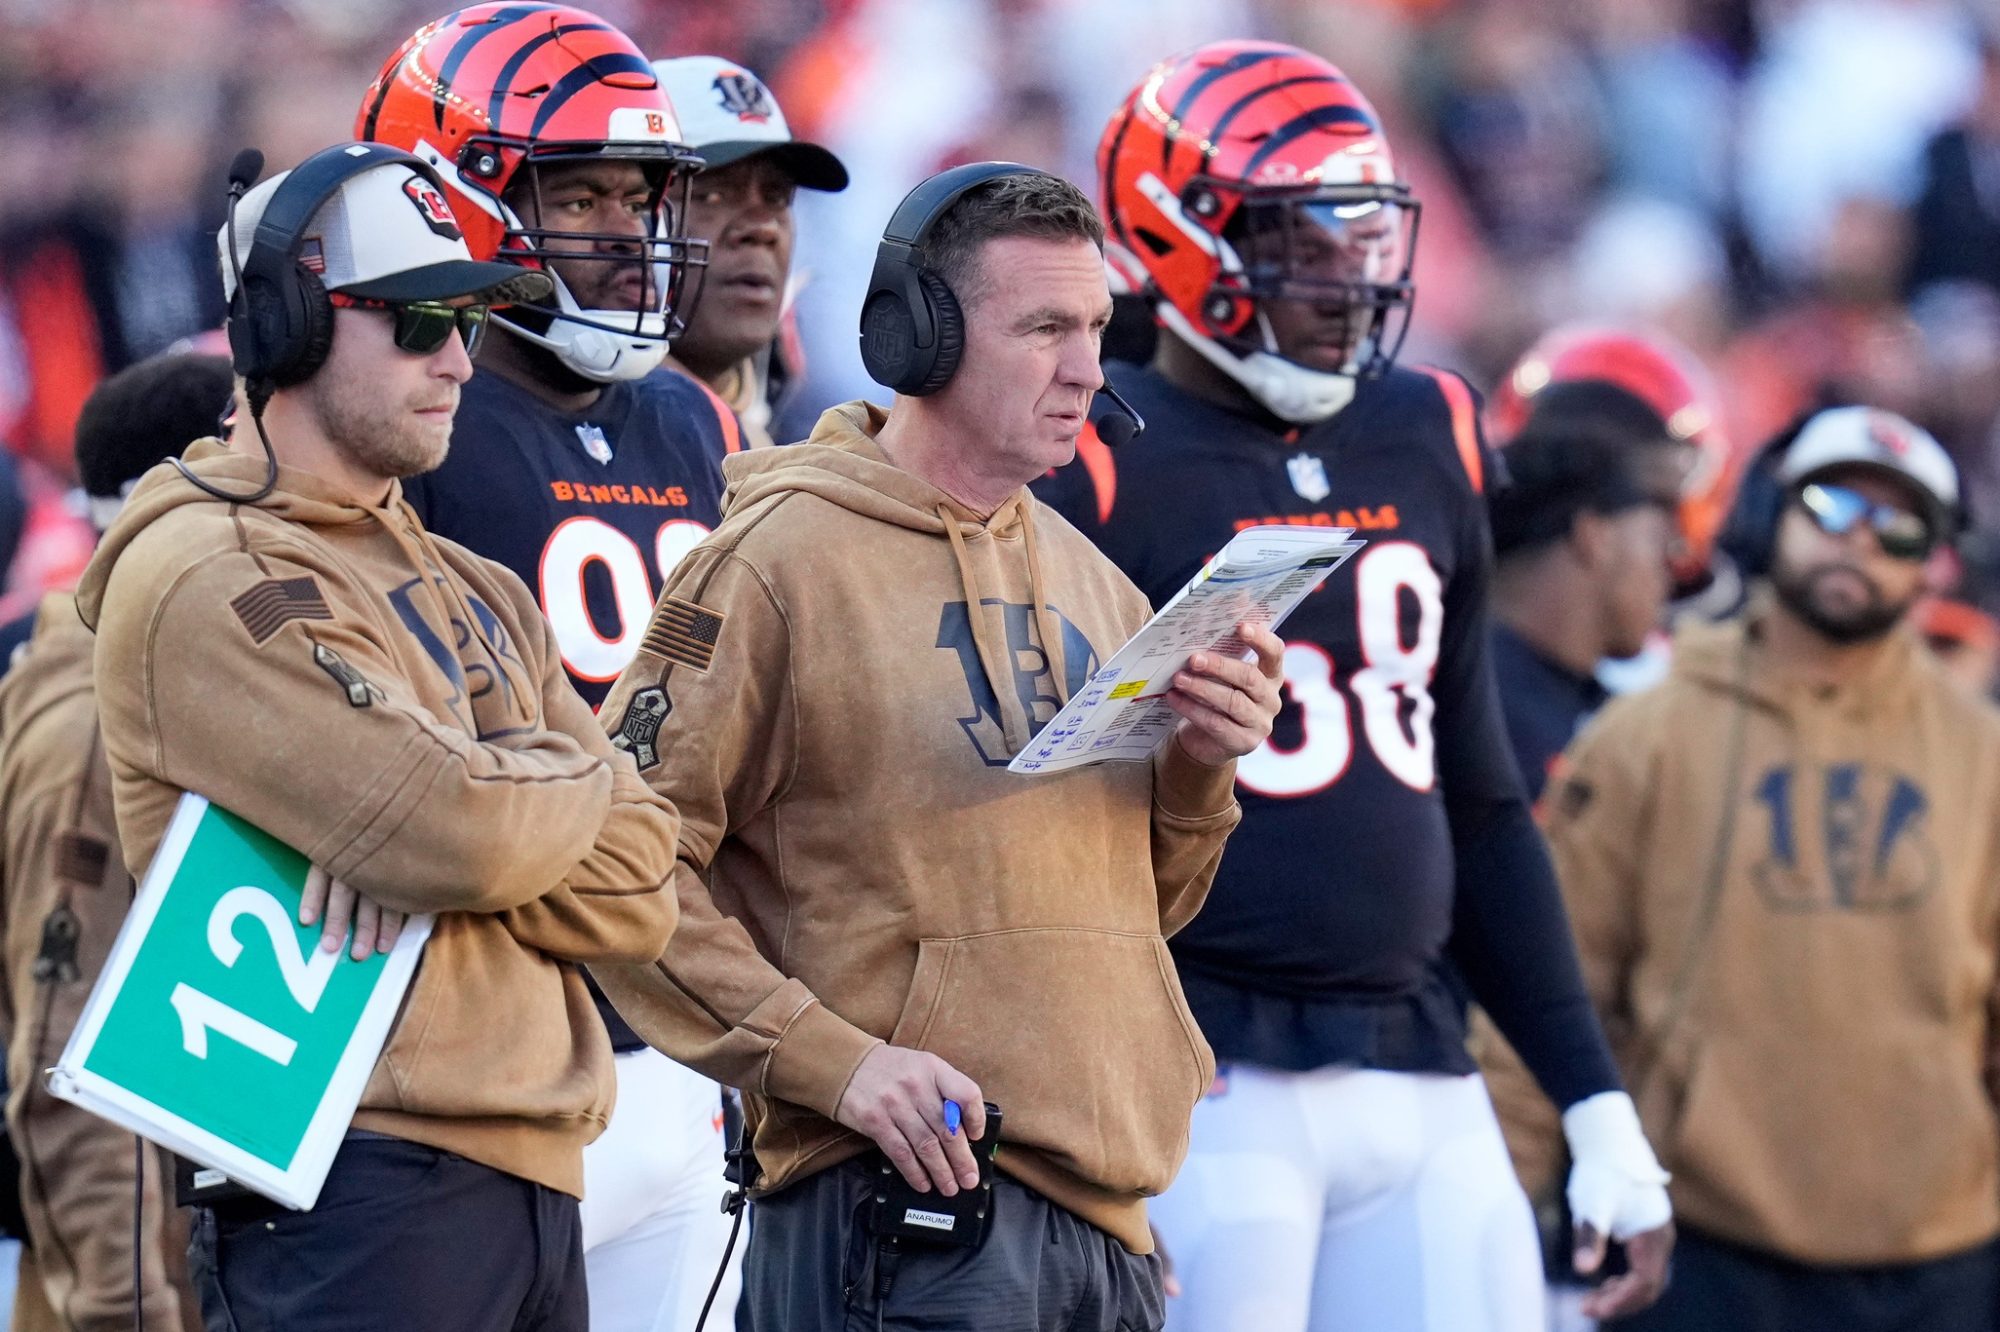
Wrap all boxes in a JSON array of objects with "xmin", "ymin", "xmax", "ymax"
[
  {"xmin": 1038, "ymin": 361, "xmax": 1615, "ymax": 1104},
  {"xmin": 404, "ymin": 369, "xmax": 739, "ymax": 709}
]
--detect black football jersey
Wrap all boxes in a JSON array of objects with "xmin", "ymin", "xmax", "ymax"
[
  {"xmin": 1035, "ymin": 361, "xmax": 1531, "ymax": 1073},
  {"xmin": 405, "ymin": 366, "xmax": 740, "ymax": 710},
  {"xmin": 406, "ymin": 364, "xmax": 739, "ymax": 1054},
  {"xmin": 1488, "ymin": 621, "xmax": 1609, "ymax": 804}
]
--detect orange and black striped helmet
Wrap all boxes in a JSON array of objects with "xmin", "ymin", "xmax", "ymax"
[
  {"xmin": 1491, "ymin": 324, "xmax": 1735, "ymax": 584},
  {"xmin": 1098, "ymin": 41, "xmax": 1418, "ymax": 381},
  {"xmin": 358, "ymin": 4, "xmax": 704, "ymax": 356}
]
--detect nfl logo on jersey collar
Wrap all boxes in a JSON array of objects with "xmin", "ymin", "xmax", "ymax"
[
  {"xmin": 577, "ymin": 423, "xmax": 613, "ymax": 466},
  {"xmin": 1287, "ymin": 453, "xmax": 1331, "ymax": 502}
]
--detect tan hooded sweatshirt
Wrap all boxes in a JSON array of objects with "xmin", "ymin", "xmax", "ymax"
[
  {"xmin": 592, "ymin": 402, "xmax": 1240, "ymax": 1254},
  {"xmin": 0, "ymin": 594, "xmax": 199, "ymax": 1331},
  {"xmin": 1494, "ymin": 605, "xmax": 2000, "ymax": 1264},
  {"xmin": 74, "ymin": 440, "xmax": 680, "ymax": 1198}
]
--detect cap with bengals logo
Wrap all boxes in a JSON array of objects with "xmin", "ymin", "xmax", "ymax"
[
  {"xmin": 219, "ymin": 156, "xmax": 553, "ymax": 306},
  {"xmin": 650, "ymin": 56, "xmax": 848, "ymax": 192},
  {"xmin": 1777, "ymin": 405, "xmax": 1960, "ymax": 516}
]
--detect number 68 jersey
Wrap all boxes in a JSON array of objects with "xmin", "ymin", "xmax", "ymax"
[
  {"xmin": 1034, "ymin": 360, "xmax": 1529, "ymax": 1076},
  {"xmin": 404, "ymin": 366, "xmax": 740, "ymax": 710}
]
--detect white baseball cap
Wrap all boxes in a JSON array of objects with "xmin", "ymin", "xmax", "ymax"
[
  {"xmin": 651, "ymin": 56, "xmax": 848, "ymax": 192},
  {"xmin": 1777, "ymin": 405, "xmax": 1960, "ymax": 515},
  {"xmin": 220, "ymin": 151, "xmax": 553, "ymax": 306}
]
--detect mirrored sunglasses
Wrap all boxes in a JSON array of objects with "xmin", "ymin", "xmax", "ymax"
[{"xmin": 1796, "ymin": 482, "xmax": 1936, "ymax": 561}]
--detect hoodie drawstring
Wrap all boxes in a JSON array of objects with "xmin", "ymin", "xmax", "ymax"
[
  {"xmin": 1019, "ymin": 505, "xmax": 1069, "ymax": 709},
  {"xmin": 939, "ymin": 500, "xmax": 1073, "ymax": 757},
  {"xmin": 940, "ymin": 503, "xmax": 1026, "ymax": 753}
]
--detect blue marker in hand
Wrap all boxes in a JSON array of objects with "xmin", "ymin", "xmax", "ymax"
[{"xmin": 944, "ymin": 1098, "xmax": 962, "ymax": 1138}]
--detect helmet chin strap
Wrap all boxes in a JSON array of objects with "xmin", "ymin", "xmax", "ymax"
[
  {"xmin": 494, "ymin": 268, "xmax": 672, "ymax": 383},
  {"xmin": 1157, "ymin": 303, "xmax": 1357, "ymax": 424}
]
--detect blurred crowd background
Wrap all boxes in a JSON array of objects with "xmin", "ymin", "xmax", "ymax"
[{"xmin": 5, "ymin": 0, "xmax": 2000, "ymax": 626}]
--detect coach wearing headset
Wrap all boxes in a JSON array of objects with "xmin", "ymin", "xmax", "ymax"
[
  {"xmin": 1518, "ymin": 406, "xmax": 2000, "ymax": 1332},
  {"xmin": 590, "ymin": 164, "xmax": 1282, "ymax": 1330},
  {"xmin": 74, "ymin": 143, "xmax": 681, "ymax": 1332}
]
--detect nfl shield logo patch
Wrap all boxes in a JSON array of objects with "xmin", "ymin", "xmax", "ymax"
[
  {"xmin": 577, "ymin": 423, "xmax": 613, "ymax": 465},
  {"xmin": 1287, "ymin": 452, "xmax": 1330, "ymax": 502}
]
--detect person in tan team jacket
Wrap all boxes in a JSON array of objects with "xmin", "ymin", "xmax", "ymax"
[
  {"xmin": 0, "ymin": 352, "xmax": 230, "ymax": 1332},
  {"xmin": 74, "ymin": 145, "xmax": 680, "ymax": 1332},
  {"xmin": 592, "ymin": 166, "xmax": 1284, "ymax": 1331},
  {"xmin": 1492, "ymin": 406, "xmax": 2000, "ymax": 1331}
]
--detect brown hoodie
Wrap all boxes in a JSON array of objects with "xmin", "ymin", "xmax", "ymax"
[
  {"xmin": 74, "ymin": 440, "xmax": 680, "ymax": 1198},
  {"xmin": 1492, "ymin": 605, "xmax": 2000, "ymax": 1264},
  {"xmin": 0, "ymin": 594, "xmax": 199, "ymax": 1331},
  {"xmin": 592, "ymin": 402, "xmax": 1240, "ymax": 1254}
]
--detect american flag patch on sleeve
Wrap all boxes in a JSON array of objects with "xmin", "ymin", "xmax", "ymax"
[
  {"xmin": 230, "ymin": 576, "xmax": 333, "ymax": 645},
  {"xmin": 642, "ymin": 596, "xmax": 725, "ymax": 672}
]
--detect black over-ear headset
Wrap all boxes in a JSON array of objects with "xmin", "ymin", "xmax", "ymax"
[
  {"xmin": 1716, "ymin": 407, "xmax": 1972, "ymax": 581},
  {"xmin": 860, "ymin": 161, "xmax": 1034, "ymax": 397},
  {"xmin": 227, "ymin": 141, "xmax": 435, "ymax": 399},
  {"xmin": 857, "ymin": 160, "xmax": 1147, "ymax": 443},
  {"xmin": 181, "ymin": 142, "xmax": 439, "ymax": 505},
  {"xmin": 1714, "ymin": 418, "xmax": 1808, "ymax": 583}
]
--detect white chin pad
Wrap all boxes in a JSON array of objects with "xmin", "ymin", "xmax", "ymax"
[
  {"xmin": 559, "ymin": 314, "xmax": 672, "ymax": 381},
  {"xmin": 495, "ymin": 265, "xmax": 674, "ymax": 383},
  {"xmin": 1156, "ymin": 303, "xmax": 1357, "ymax": 424},
  {"xmin": 494, "ymin": 311, "xmax": 671, "ymax": 383}
]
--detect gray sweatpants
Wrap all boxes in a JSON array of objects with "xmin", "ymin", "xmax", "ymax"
[{"xmin": 744, "ymin": 1157, "xmax": 1165, "ymax": 1331}]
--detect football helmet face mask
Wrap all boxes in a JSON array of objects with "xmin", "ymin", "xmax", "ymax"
[
  {"xmin": 1491, "ymin": 325, "xmax": 1734, "ymax": 586},
  {"xmin": 359, "ymin": 2, "xmax": 706, "ymax": 382},
  {"xmin": 1099, "ymin": 41, "xmax": 1419, "ymax": 423}
]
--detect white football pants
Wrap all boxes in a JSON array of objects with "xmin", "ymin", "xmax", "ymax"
[
  {"xmin": 1152, "ymin": 1065, "xmax": 1544, "ymax": 1332},
  {"xmin": 582, "ymin": 1047, "xmax": 744, "ymax": 1332}
]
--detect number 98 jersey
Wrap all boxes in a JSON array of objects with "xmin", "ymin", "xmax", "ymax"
[
  {"xmin": 404, "ymin": 366, "xmax": 740, "ymax": 710},
  {"xmin": 1033, "ymin": 361, "xmax": 1528, "ymax": 1075}
]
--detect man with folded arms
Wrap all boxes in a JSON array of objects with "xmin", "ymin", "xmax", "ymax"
[{"xmin": 77, "ymin": 146, "xmax": 680, "ymax": 1332}]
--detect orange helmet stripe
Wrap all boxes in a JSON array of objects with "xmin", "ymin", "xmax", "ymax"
[
  {"xmin": 440, "ymin": 6, "xmax": 561, "ymax": 129},
  {"xmin": 485, "ymin": 18, "xmax": 621, "ymax": 126}
]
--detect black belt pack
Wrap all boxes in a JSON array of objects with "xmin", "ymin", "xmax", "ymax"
[{"xmin": 866, "ymin": 1102, "xmax": 1002, "ymax": 1249}]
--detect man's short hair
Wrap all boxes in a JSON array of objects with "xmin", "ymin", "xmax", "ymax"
[
  {"xmin": 926, "ymin": 173, "xmax": 1105, "ymax": 305},
  {"xmin": 75, "ymin": 352, "xmax": 235, "ymax": 500},
  {"xmin": 1515, "ymin": 380, "xmax": 1675, "ymax": 453},
  {"xmin": 1489, "ymin": 384, "xmax": 1679, "ymax": 559}
]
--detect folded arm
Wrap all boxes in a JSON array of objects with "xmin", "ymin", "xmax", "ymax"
[{"xmin": 101, "ymin": 540, "xmax": 627, "ymax": 917}]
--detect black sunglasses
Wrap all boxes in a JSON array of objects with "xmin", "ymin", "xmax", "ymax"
[
  {"xmin": 330, "ymin": 294, "xmax": 490, "ymax": 357},
  {"xmin": 1796, "ymin": 482, "xmax": 1937, "ymax": 561}
]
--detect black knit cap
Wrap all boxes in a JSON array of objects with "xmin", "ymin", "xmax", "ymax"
[
  {"xmin": 1488, "ymin": 380, "xmax": 1680, "ymax": 558},
  {"xmin": 75, "ymin": 351, "xmax": 236, "ymax": 501}
]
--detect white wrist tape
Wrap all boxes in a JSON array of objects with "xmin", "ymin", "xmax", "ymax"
[{"xmin": 1563, "ymin": 1090, "xmax": 1673, "ymax": 1241}]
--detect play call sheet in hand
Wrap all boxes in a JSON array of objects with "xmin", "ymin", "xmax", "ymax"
[{"xmin": 1009, "ymin": 525, "xmax": 1363, "ymax": 774}]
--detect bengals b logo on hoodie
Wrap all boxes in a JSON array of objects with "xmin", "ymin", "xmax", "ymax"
[{"xmin": 935, "ymin": 599, "xmax": 1098, "ymax": 767}]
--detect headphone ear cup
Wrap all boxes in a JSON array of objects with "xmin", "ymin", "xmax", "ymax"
[
  {"xmin": 1717, "ymin": 439, "xmax": 1792, "ymax": 580},
  {"xmin": 232, "ymin": 273, "xmax": 293, "ymax": 384},
  {"xmin": 860, "ymin": 287, "xmax": 923, "ymax": 393},
  {"xmin": 910, "ymin": 269, "xmax": 964, "ymax": 396},
  {"xmin": 1746, "ymin": 472, "xmax": 1788, "ymax": 580},
  {"xmin": 226, "ymin": 289, "xmax": 263, "ymax": 382},
  {"xmin": 273, "ymin": 267, "xmax": 334, "ymax": 388}
]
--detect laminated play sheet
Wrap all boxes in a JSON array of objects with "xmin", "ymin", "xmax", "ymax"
[{"xmin": 1009, "ymin": 525, "xmax": 1363, "ymax": 774}]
